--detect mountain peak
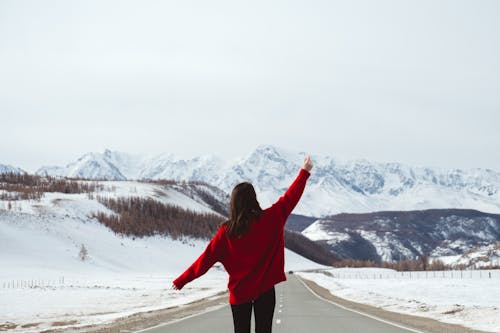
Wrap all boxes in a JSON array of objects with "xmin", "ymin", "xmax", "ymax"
[
  {"xmin": 254, "ymin": 144, "xmax": 280, "ymax": 155},
  {"xmin": 103, "ymin": 148, "xmax": 113, "ymax": 157},
  {"xmin": 251, "ymin": 144, "xmax": 305, "ymax": 162},
  {"xmin": 0, "ymin": 164, "xmax": 26, "ymax": 175}
]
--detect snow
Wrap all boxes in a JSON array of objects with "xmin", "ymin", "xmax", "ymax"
[
  {"xmin": 33, "ymin": 145, "xmax": 500, "ymax": 217},
  {"xmin": 284, "ymin": 249, "xmax": 329, "ymax": 272},
  {"xmin": 301, "ymin": 212, "xmax": 500, "ymax": 265},
  {"xmin": 0, "ymin": 164, "xmax": 25, "ymax": 175},
  {"xmin": 354, "ymin": 230, "xmax": 415, "ymax": 262},
  {"xmin": 298, "ymin": 268, "xmax": 500, "ymax": 333},
  {"xmin": 1, "ymin": 272, "xmax": 226, "ymax": 331},
  {"xmin": 434, "ymin": 243, "xmax": 500, "ymax": 268},
  {"xmin": 302, "ymin": 222, "xmax": 350, "ymax": 242},
  {"xmin": 0, "ymin": 181, "xmax": 322, "ymax": 332},
  {"xmin": 0, "ymin": 207, "xmax": 228, "ymax": 332},
  {"xmin": 3, "ymin": 154, "xmax": 500, "ymax": 331},
  {"xmin": 95, "ymin": 180, "xmax": 220, "ymax": 215}
]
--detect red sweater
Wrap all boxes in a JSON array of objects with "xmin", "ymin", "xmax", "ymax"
[{"xmin": 172, "ymin": 168, "xmax": 311, "ymax": 305}]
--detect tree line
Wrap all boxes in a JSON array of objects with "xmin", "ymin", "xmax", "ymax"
[
  {"xmin": 0, "ymin": 172, "xmax": 102, "ymax": 201},
  {"xmin": 334, "ymin": 256, "xmax": 499, "ymax": 271},
  {"xmin": 92, "ymin": 195, "xmax": 225, "ymax": 240},
  {"xmin": 284, "ymin": 230, "xmax": 340, "ymax": 266},
  {"xmin": 335, "ymin": 256, "xmax": 448, "ymax": 271}
]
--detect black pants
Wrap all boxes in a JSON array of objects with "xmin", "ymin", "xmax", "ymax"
[{"xmin": 230, "ymin": 286, "xmax": 276, "ymax": 333}]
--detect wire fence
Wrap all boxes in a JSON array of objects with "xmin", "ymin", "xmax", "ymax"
[
  {"xmin": 2, "ymin": 277, "xmax": 65, "ymax": 289},
  {"xmin": 323, "ymin": 269, "xmax": 500, "ymax": 280}
]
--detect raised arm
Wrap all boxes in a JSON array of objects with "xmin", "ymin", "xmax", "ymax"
[{"xmin": 271, "ymin": 156, "xmax": 313, "ymax": 225}]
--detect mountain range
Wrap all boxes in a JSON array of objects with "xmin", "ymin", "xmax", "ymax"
[
  {"xmin": 0, "ymin": 164, "xmax": 25, "ymax": 175},
  {"xmin": 301, "ymin": 208, "xmax": 500, "ymax": 264},
  {"xmin": 2, "ymin": 149, "xmax": 500, "ymax": 266},
  {"xmin": 19, "ymin": 144, "xmax": 500, "ymax": 216}
]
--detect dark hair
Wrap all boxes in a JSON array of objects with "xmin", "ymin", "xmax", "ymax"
[{"xmin": 222, "ymin": 182, "xmax": 263, "ymax": 238}]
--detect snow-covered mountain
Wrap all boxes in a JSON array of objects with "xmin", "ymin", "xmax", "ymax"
[
  {"xmin": 302, "ymin": 209, "xmax": 500, "ymax": 264},
  {"xmin": 436, "ymin": 242, "xmax": 500, "ymax": 268},
  {"xmin": 0, "ymin": 164, "xmax": 25, "ymax": 175},
  {"xmin": 36, "ymin": 149, "xmax": 146, "ymax": 180},
  {"xmin": 34, "ymin": 145, "xmax": 500, "ymax": 216}
]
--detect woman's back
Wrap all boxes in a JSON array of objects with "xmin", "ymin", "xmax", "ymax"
[
  {"xmin": 173, "ymin": 167, "xmax": 311, "ymax": 305},
  {"xmin": 173, "ymin": 156, "xmax": 313, "ymax": 333},
  {"xmin": 220, "ymin": 205, "xmax": 286, "ymax": 303}
]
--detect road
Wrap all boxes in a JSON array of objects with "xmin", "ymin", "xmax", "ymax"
[{"xmin": 139, "ymin": 274, "xmax": 421, "ymax": 333}]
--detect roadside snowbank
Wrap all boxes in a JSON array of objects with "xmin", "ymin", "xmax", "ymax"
[{"xmin": 298, "ymin": 268, "xmax": 500, "ymax": 333}]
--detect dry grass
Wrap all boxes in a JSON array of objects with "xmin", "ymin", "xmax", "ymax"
[
  {"xmin": 50, "ymin": 320, "xmax": 78, "ymax": 327},
  {"xmin": 0, "ymin": 322, "xmax": 17, "ymax": 331}
]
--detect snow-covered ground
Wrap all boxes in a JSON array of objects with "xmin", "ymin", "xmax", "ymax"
[
  {"xmin": 435, "ymin": 243, "xmax": 500, "ymax": 268},
  {"xmin": 0, "ymin": 181, "xmax": 325, "ymax": 332},
  {"xmin": 298, "ymin": 268, "xmax": 500, "ymax": 333}
]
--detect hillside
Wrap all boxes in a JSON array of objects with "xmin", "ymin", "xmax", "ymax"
[
  {"xmin": 0, "ymin": 177, "xmax": 326, "ymax": 332},
  {"xmin": 302, "ymin": 209, "xmax": 500, "ymax": 265}
]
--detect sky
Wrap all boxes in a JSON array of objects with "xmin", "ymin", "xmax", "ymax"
[{"xmin": 1, "ymin": 0, "xmax": 499, "ymax": 173}]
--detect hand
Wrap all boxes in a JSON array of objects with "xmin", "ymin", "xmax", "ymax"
[
  {"xmin": 170, "ymin": 283, "xmax": 180, "ymax": 291},
  {"xmin": 303, "ymin": 155, "xmax": 313, "ymax": 172}
]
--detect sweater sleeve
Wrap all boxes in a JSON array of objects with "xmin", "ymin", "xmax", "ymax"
[
  {"xmin": 172, "ymin": 228, "xmax": 224, "ymax": 290},
  {"xmin": 271, "ymin": 168, "xmax": 310, "ymax": 226}
]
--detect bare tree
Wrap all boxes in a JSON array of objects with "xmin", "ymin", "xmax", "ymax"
[
  {"xmin": 79, "ymin": 244, "xmax": 88, "ymax": 261},
  {"xmin": 421, "ymin": 255, "xmax": 429, "ymax": 271}
]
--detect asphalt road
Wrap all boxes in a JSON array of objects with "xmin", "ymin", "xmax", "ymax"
[{"xmin": 139, "ymin": 274, "xmax": 421, "ymax": 333}]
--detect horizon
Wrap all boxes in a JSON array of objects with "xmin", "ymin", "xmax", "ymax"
[{"xmin": 3, "ymin": 143, "xmax": 500, "ymax": 174}]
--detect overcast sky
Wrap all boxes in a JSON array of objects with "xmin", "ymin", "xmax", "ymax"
[{"xmin": 1, "ymin": 0, "xmax": 499, "ymax": 172}]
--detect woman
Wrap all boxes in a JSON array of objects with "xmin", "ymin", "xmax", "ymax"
[{"xmin": 172, "ymin": 155, "xmax": 313, "ymax": 333}]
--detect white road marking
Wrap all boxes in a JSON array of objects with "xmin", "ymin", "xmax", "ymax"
[
  {"xmin": 295, "ymin": 276, "xmax": 426, "ymax": 333},
  {"xmin": 276, "ymin": 319, "xmax": 282, "ymax": 324},
  {"xmin": 135, "ymin": 303, "xmax": 226, "ymax": 332}
]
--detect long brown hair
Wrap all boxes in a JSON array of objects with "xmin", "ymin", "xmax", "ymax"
[{"xmin": 222, "ymin": 182, "xmax": 263, "ymax": 238}]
